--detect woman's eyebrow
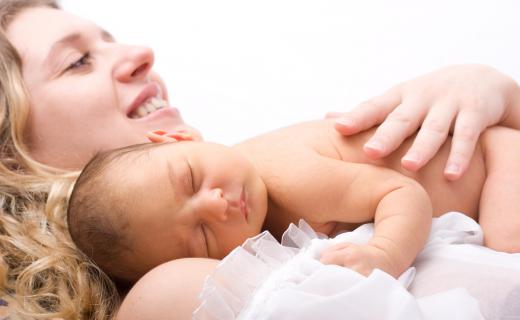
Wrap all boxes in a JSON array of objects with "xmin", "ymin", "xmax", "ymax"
[
  {"xmin": 43, "ymin": 29, "xmax": 115, "ymax": 66},
  {"xmin": 44, "ymin": 32, "xmax": 81, "ymax": 65}
]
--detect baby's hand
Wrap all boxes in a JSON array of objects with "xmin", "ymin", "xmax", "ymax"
[
  {"xmin": 319, "ymin": 242, "xmax": 398, "ymax": 277},
  {"xmin": 147, "ymin": 129, "xmax": 195, "ymax": 143},
  {"xmin": 328, "ymin": 64, "xmax": 520, "ymax": 181}
]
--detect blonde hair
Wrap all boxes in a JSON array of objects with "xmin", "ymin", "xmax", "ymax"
[{"xmin": 0, "ymin": 1, "xmax": 120, "ymax": 319}]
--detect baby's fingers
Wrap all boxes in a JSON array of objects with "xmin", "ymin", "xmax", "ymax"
[
  {"xmin": 444, "ymin": 111, "xmax": 486, "ymax": 180},
  {"xmin": 332, "ymin": 89, "xmax": 401, "ymax": 136},
  {"xmin": 401, "ymin": 103, "xmax": 457, "ymax": 171},
  {"xmin": 147, "ymin": 130, "xmax": 194, "ymax": 143},
  {"xmin": 319, "ymin": 242, "xmax": 353, "ymax": 265},
  {"xmin": 319, "ymin": 250, "xmax": 345, "ymax": 266}
]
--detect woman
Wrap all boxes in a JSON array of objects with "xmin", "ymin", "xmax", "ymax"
[{"xmin": 0, "ymin": 0, "xmax": 518, "ymax": 319}]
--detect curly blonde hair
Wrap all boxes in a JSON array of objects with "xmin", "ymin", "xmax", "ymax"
[{"xmin": 0, "ymin": 1, "xmax": 120, "ymax": 319}]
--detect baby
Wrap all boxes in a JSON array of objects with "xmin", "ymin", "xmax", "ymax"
[{"xmin": 67, "ymin": 120, "xmax": 520, "ymax": 285}]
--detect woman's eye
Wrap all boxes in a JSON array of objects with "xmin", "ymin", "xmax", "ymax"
[{"xmin": 65, "ymin": 52, "xmax": 91, "ymax": 72}]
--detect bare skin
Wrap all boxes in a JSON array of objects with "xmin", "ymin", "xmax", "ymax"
[
  {"xmin": 97, "ymin": 119, "xmax": 517, "ymax": 283},
  {"xmin": 235, "ymin": 120, "xmax": 485, "ymax": 240},
  {"xmin": 329, "ymin": 64, "xmax": 520, "ymax": 181},
  {"xmin": 116, "ymin": 122, "xmax": 520, "ymax": 320},
  {"xmin": 236, "ymin": 120, "xmax": 520, "ymax": 254},
  {"xmin": 115, "ymin": 258, "xmax": 219, "ymax": 320}
]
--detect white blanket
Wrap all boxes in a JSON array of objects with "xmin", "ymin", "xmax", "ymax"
[{"xmin": 193, "ymin": 213, "xmax": 520, "ymax": 319}]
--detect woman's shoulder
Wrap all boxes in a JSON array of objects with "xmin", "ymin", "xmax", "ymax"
[{"xmin": 116, "ymin": 258, "xmax": 219, "ymax": 320}]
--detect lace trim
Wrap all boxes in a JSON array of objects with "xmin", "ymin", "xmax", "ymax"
[{"xmin": 193, "ymin": 212, "xmax": 484, "ymax": 319}]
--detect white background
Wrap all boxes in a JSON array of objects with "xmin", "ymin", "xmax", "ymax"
[{"xmin": 60, "ymin": 1, "xmax": 520, "ymax": 145}]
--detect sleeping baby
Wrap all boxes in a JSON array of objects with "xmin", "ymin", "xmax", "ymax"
[{"xmin": 67, "ymin": 120, "xmax": 520, "ymax": 285}]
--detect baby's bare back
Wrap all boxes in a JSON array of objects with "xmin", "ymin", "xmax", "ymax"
[{"xmin": 236, "ymin": 119, "xmax": 486, "ymax": 221}]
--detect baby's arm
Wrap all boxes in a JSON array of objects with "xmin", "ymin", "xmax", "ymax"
[
  {"xmin": 286, "ymin": 155, "xmax": 432, "ymax": 277},
  {"xmin": 320, "ymin": 175, "xmax": 432, "ymax": 277}
]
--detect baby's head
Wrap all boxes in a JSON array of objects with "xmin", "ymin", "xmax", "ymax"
[{"xmin": 67, "ymin": 140, "xmax": 267, "ymax": 284}]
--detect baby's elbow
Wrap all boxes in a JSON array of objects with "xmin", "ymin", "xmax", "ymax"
[
  {"xmin": 404, "ymin": 180, "xmax": 433, "ymax": 233},
  {"xmin": 402, "ymin": 179, "xmax": 433, "ymax": 218}
]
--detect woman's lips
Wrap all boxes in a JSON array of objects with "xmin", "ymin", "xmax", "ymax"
[
  {"xmin": 131, "ymin": 105, "xmax": 181, "ymax": 123},
  {"xmin": 127, "ymin": 83, "xmax": 160, "ymax": 116}
]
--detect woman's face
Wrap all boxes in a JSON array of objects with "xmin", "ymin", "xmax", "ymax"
[{"xmin": 6, "ymin": 7, "xmax": 200, "ymax": 169}]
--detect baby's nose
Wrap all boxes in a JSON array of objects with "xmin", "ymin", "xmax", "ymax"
[{"xmin": 204, "ymin": 188, "xmax": 229, "ymax": 221}]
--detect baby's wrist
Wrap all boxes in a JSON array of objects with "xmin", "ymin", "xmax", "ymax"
[{"xmin": 368, "ymin": 238, "xmax": 408, "ymax": 277}]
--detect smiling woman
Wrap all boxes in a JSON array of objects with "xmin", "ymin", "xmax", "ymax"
[
  {"xmin": 60, "ymin": 0, "xmax": 520, "ymax": 146},
  {"xmin": 6, "ymin": 6, "xmax": 199, "ymax": 170},
  {"xmin": 0, "ymin": 0, "xmax": 199, "ymax": 319},
  {"xmin": 0, "ymin": 0, "xmax": 519, "ymax": 319},
  {"xmin": 0, "ymin": 2, "xmax": 120, "ymax": 318}
]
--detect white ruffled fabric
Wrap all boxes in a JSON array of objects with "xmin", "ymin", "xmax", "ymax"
[{"xmin": 193, "ymin": 213, "xmax": 520, "ymax": 320}]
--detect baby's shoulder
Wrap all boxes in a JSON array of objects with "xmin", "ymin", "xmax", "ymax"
[
  {"xmin": 238, "ymin": 119, "xmax": 342, "ymax": 154},
  {"xmin": 235, "ymin": 119, "xmax": 379, "ymax": 167}
]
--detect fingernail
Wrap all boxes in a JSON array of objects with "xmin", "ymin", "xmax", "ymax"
[
  {"xmin": 445, "ymin": 163, "xmax": 460, "ymax": 175},
  {"xmin": 364, "ymin": 140, "xmax": 385, "ymax": 152},
  {"xmin": 402, "ymin": 152, "xmax": 420, "ymax": 164},
  {"xmin": 335, "ymin": 118, "xmax": 355, "ymax": 127}
]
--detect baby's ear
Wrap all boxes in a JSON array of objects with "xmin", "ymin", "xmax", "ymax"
[{"xmin": 147, "ymin": 130, "xmax": 195, "ymax": 143}]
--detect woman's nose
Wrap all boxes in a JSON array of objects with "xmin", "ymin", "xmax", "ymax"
[
  {"xmin": 112, "ymin": 45, "xmax": 155, "ymax": 82},
  {"xmin": 199, "ymin": 188, "xmax": 229, "ymax": 222}
]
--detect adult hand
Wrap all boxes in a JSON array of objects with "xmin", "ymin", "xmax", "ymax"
[{"xmin": 328, "ymin": 64, "xmax": 520, "ymax": 180}]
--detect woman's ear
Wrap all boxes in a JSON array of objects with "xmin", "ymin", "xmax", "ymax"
[{"xmin": 147, "ymin": 130, "xmax": 195, "ymax": 143}]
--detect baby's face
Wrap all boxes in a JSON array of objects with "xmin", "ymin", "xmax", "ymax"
[{"xmin": 113, "ymin": 141, "xmax": 268, "ymax": 279}]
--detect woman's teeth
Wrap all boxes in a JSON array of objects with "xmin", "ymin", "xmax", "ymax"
[{"xmin": 129, "ymin": 96, "xmax": 169, "ymax": 119}]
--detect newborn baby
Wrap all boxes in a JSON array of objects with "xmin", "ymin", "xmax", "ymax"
[{"xmin": 67, "ymin": 120, "xmax": 520, "ymax": 286}]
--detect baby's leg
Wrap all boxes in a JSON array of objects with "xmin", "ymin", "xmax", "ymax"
[{"xmin": 479, "ymin": 126, "xmax": 520, "ymax": 253}]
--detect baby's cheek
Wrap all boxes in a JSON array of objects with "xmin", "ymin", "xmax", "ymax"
[{"xmin": 219, "ymin": 233, "xmax": 251, "ymax": 258}]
